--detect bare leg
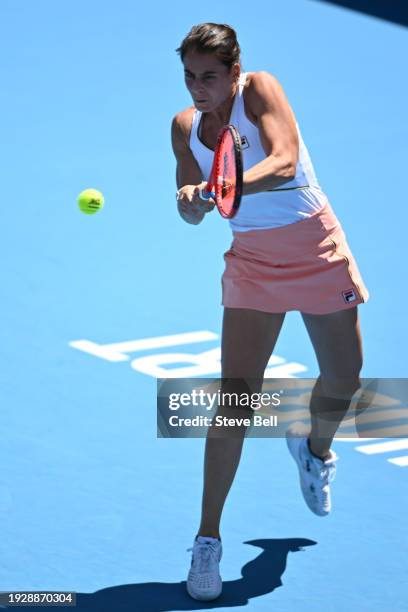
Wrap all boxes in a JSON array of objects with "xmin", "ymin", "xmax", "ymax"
[
  {"xmin": 301, "ymin": 306, "xmax": 363, "ymax": 459},
  {"xmin": 197, "ymin": 307, "xmax": 286, "ymax": 539}
]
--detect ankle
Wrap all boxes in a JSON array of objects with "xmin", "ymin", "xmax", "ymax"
[
  {"xmin": 307, "ymin": 437, "xmax": 331, "ymax": 461},
  {"xmin": 196, "ymin": 531, "xmax": 221, "ymax": 541}
]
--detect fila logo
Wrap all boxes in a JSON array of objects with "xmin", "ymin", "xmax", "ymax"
[
  {"xmin": 241, "ymin": 135, "xmax": 250, "ymax": 149},
  {"xmin": 342, "ymin": 289, "xmax": 356, "ymax": 303}
]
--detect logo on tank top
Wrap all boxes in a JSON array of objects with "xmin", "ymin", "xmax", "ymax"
[
  {"xmin": 342, "ymin": 288, "xmax": 356, "ymax": 303},
  {"xmin": 241, "ymin": 135, "xmax": 250, "ymax": 149}
]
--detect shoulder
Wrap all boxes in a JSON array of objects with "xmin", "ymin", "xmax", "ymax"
[
  {"xmin": 171, "ymin": 106, "xmax": 196, "ymax": 147},
  {"xmin": 244, "ymin": 71, "xmax": 288, "ymax": 115},
  {"xmin": 244, "ymin": 70, "xmax": 283, "ymax": 95}
]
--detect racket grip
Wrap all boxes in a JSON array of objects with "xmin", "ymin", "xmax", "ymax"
[{"xmin": 198, "ymin": 187, "xmax": 215, "ymax": 201}]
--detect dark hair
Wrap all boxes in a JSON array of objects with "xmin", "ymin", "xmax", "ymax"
[{"xmin": 176, "ymin": 23, "xmax": 241, "ymax": 70}]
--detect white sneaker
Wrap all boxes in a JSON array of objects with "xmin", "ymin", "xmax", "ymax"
[
  {"xmin": 286, "ymin": 422, "xmax": 339, "ymax": 516},
  {"xmin": 186, "ymin": 536, "xmax": 223, "ymax": 601}
]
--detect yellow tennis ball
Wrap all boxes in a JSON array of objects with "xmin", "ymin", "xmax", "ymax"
[{"xmin": 77, "ymin": 188, "xmax": 104, "ymax": 214}]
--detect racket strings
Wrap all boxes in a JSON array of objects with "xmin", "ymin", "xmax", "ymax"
[
  {"xmin": 202, "ymin": 125, "xmax": 243, "ymax": 219},
  {"xmin": 214, "ymin": 126, "xmax": 242, "ymax": 218}
]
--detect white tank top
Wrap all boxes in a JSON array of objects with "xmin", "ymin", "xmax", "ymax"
[{"xmin": 189, "ymin": 72, "xmax": 328, "ymax": 232}]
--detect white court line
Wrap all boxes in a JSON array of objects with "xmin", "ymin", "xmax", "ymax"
[
  {"xmin": 355, "ymin": 439, "xmax": 408, "ymax": 454},
  {"xmin": 264, "ymin": 363, "xmax": 307, "ymax": 378},
  {"xmin": 69, "ymin": 331, "xmax": 219, "ymax": 362},
  {"xmin": 388, "ymin": 456, "xmax": 408, "ymax": 467}
]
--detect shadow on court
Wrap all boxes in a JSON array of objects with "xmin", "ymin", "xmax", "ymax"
[
  {"xmin": 17, "ymin": 538, "xmax": 314, "ymax": 611},
  {"xmin": 8, "ymin": 538, "xmax": 315, "ymax": 611}
]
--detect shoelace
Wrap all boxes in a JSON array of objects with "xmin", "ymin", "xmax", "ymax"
[
  {"xmin": 186, "ymin": 542, "xmax": 220, "ymax": 573},
  {"xmin": 315, "ymin": 455, "xmax": 338, "ymax": 483},
  {"xmin": 319, "ymin": 462, "xmax": 336, "ymax": 483}
]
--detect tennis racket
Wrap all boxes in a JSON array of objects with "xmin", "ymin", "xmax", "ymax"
[{"xmin": 198, "ymin": 124, "xmax": 243, "ymax": 219}]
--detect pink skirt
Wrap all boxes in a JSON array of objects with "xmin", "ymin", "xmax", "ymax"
[{"xmin": 221, "ymin": 200, "xmax": 369, "ymax": 315}]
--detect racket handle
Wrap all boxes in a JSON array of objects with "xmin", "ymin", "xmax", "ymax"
[{"xmin": 198, "ymin": 187, "xmax": 215, "ymax": 201}]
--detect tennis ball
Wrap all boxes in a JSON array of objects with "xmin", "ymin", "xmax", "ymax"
[{"xmin": 77, "ymin": 188, "xmax": 104, "ymax": 214}]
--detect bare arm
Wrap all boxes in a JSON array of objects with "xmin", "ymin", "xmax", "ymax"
[
  {"xmin": 242, "ymin": 72, "xmax": 300, "ymax": 195},
  {"xmin": 171, "ymin": 112, "xmax": 215, "ymax": 225}
]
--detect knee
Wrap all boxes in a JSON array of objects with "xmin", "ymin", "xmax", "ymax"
[
  {"xmin": 217, "ymin": 377, "xmax": 256, "ymax": 417},
  {"xmin": 318, "ymin": 351, "xmax": 363, "ymax": 398},
  {"xmin": 318, "ymin": 374, "xmax": 362, "ymax": 399},
  {"xmin": 220, "ymin": 373, "xmax": 263, "ymax": 396}
]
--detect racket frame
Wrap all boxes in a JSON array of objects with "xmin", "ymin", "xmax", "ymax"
[{"xmin": 199, "ymin": 124, "xmax": 243, "ymax": 219}]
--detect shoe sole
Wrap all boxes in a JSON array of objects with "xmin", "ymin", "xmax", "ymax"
[{"xmin": 186, "ymin": 578, "xmax": 222, "ymax": 601}]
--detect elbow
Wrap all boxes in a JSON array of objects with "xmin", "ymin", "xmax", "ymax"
[
  {"xmin": 280, "ymin": 159, "xmax": 297, "ymax": 180},
  {"xmin": 178, "ymin": 203, "xmax": 203, "ymax": 225},
  {"xmin": 184, "ymin": 216, "xmax": 202, "ymax": 226}
]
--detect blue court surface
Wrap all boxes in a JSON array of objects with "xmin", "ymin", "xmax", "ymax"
[{"xmin": 1, "ymin": 1, "xmax": 407, "ymax": 610}]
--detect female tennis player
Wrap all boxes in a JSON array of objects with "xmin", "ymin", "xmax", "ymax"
[{"xmin": 171, "ymin": 23, "xmax": 369, "ymax": 602}]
